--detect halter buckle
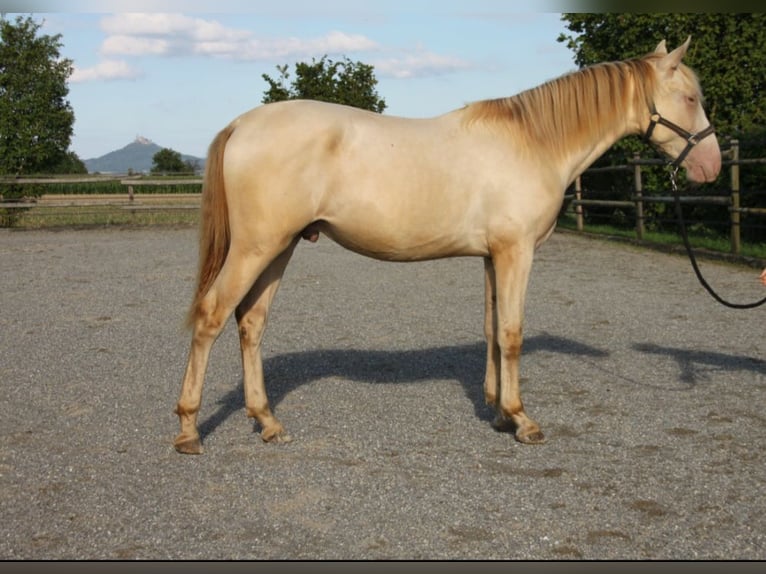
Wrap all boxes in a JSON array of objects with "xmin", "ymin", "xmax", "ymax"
[{"xmin": 643, "ymin": 105, "xmax": 714, "ymax": 170}]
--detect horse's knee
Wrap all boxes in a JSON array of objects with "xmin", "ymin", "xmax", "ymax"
[{"xmin": 499, "ymin": 327, "xmax": 523, "ymax": 360}]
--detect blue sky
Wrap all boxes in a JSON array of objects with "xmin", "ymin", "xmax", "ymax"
[{"xmin": 6, "ymin": 2, "xmax": 579, "ymax": 160}]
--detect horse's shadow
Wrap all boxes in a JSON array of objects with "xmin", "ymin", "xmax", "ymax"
[
  {"xmin": 633, "ymin": 342, "xmax": 766, "ymax": 386},
  {"xmin": 197, "ymin": 333, "xmax": 609, "ymax": 441}
]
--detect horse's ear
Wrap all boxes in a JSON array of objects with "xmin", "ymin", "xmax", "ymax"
[
  {"xmin": 659, "ymin": 36, "xmax": 691, "ymax": 72},
  {"xmin": 654, "ymin": 39, "xmax": 668, "ymax": 54}
]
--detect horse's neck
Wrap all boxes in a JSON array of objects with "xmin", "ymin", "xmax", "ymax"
[
  {"xmin": 551, "ymin": 71, "xmax": 644, "ymax": 188},
  {"xmin": 560, "ymin": 121, "xmax": 634, "ymax": 187}
]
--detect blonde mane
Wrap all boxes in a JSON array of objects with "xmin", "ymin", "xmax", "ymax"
[{"xmin": 462, "ymin": 53, "xmax": 699, "ymax": 160}]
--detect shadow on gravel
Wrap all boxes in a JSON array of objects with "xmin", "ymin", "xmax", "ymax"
[
  {"xmin": 198, "ymin": 333, "xmax": 609, "ymax": 442},
  {"xmin": 634, "ymin": 343, "xmax": 766, "ymax": 386}
]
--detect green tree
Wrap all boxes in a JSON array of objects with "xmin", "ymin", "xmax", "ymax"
[
  {"xmin": 262, "ymin": 56, "xmax": 386, "ymax": 113},
  {"xmin": 151, "ymin": 148, "xmax": 187, "ymax": 174},
  {"xmin": 0, "ymin": 15, "xmax": 79, "ymax": 176},
  {"xmin": 48, "ymin": 149, "xmax": 87, "ymax": 174}
]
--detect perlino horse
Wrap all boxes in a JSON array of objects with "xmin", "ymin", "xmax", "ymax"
[{"xmin": 174, "ymin": 38, "xmax": 720, "ymax": 454}]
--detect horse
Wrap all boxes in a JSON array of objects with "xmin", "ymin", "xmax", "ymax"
[{"xmin": 174, "ymin": 38, "xmax": 721, "ymax": 454}]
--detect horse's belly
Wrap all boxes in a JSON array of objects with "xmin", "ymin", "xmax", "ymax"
[{"xmin": 316, "ymin": 219, "xmax": 488, "ymax": 261}]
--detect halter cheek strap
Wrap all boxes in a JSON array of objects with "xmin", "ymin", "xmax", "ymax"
[{"xmin": 643, "ymin": 104, "xmax": 716, "ymax": 169}]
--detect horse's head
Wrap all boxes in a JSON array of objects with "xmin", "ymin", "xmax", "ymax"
[{"xmin": 644, "ymin": 37, "xmax": 721, "ymax": 183}]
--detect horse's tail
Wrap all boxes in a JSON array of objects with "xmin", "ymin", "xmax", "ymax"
[{"xmin": 185, "ymin": 123, "xmax": 236, "ymax": 329}]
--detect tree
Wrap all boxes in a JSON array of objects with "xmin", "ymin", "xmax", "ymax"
[
  {"xmin": 262, "ymin": 56, "xmax": 386, "ymax": 113},
  {"xmin": 151, "ymin": 148, "xmax": 188, "ymax": 174},
  {"xmin": 0, "ymin": 15, "xmax": 79, "ymax": 176},
  {"xmin": 48, "ymin": 149, "xmax": 86, "ymax": 174}
]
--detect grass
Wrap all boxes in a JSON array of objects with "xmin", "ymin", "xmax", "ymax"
[
  {"xmin": 557, "ymin": 214, "xmax": 766, "ymax": 261},
  {"xmin": 0, "ymin": 204, "xmax": 199, "ymax": 229}
]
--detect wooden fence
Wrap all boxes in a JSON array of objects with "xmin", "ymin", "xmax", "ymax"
[
  {"xmin": 564, "ymin": 139, "xmax": 766, "ymax": 254},
  {"xmin": 0, "ymin": 177, "xmax": 203, "ymax": 228}
]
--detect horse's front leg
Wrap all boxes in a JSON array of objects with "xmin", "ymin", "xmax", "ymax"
[{"xmin": 489, "ymin": 241, "xmax": 545, "ymax": 444}]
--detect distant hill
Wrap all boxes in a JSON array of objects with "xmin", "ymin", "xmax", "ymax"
[{"xmin": 84, "ymin": 136, "xmax": 205, "ymax": 174}]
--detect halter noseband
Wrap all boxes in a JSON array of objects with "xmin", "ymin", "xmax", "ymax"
[{"xmin": 643, "ymin": 104, "xmax": 716, "ymax": 170}]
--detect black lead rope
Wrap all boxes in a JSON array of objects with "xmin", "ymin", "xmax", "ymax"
[{"xmin": 668, "ymin": 167, "xmax": 766, "ymax": 309}]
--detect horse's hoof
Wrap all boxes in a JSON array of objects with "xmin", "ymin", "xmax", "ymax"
[
  {"xmin": 261, "ymin": 430, "xmax": 293, "ymax": 444},
  {"xmin": 174, "ymin": 436, "xmax": 203, "ymax": 454},
  {"xmin": 516, "ymin": 429, "xmax": 546, "ymax": 445}
]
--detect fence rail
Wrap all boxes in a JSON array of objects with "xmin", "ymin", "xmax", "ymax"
[
  {"xmin": 0, "ymin": 180, "xmax": 202, "ymax": 227},
  {"xmin": 563, "ymin": 140, "xmax": 765, "ymax": 255}
]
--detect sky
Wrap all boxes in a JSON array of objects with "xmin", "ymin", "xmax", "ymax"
[{"xmin": 4, "ymin": 1, "xmax": 581, "ymax": 161}]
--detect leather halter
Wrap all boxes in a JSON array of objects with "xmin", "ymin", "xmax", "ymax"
[{"xmin": 643, "ymin": 104, "xmax": 716, "ymax": 169}]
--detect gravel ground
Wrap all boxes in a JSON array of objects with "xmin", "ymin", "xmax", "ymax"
[{"xmin": 0, "ymin": 226, "xmax": 764, "ymax": 559}]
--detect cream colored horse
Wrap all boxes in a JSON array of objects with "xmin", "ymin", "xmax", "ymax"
[{"xmin": 174, "ymin": 38, "xmax": 721, "ymax": 454}]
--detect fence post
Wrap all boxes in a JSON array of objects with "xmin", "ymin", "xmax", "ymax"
[
  {"xmin": 574, "ymin": 175, "xmax": 584, "ymax": 231},
  {"xmin": 730, "ymin": 139, "xmax": 740, "ymax": 255},
  {"xmin": 633, "ymin": 152, "xmax": 645, "ymax": 241}
]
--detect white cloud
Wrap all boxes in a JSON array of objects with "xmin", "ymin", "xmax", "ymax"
[
  {"xmin": 313, "ymin": 30, "xmax": 379, "ymax": 54},
  {"xmin": 374, "ymin": 51, "xmax": 473, "ymax": 79},
  {"xmin": 80, "ymin": 13, "xmax": 470, "ymax": 82},
  {"xmin": 98, "ymin": 13, "xmax": 378, "ymax": 61},
  {"xmin": 70, "ymin": 59, "xmax": 144, "ymax": 83},
  {"xmin": 236, "ymin": 31, "xmax": 379, "ymax": 60},
  {"xmin": 102, "ymin": 35, "xmax": 170, "ymax": 56},
  {"xmin": 100, "ymin": 13, "xmax": 247, "ymax": 41}
]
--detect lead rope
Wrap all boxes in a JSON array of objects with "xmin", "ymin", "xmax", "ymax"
[{"xmin": 668, "ymin": 167, "xmax": 766, "ymax": 309}]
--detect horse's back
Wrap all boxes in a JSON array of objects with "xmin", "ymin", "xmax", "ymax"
[
  {"xmin": 223, "ymin": 100, "xmax": 419, "ymax": 188},
  {"xmin": 227, "ymin": 99, "xmax": 446, "ymax": 161}
]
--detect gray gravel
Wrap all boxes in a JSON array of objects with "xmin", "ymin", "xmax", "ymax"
[{"xmin": 1, "ymin": 226, "xmax": 764, "ymax": 559}]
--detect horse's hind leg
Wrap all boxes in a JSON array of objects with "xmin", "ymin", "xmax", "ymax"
[
  {"xmin": 483, "ymin": 257, "xmax": 501, "ymax": 406},
  {"xmin": 174, "ymin": 245, "xmax": 284, "ymax": 454},
  {"xmin": 235, "ymin": 238, "xmax": 299, "ymax": 444}
]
